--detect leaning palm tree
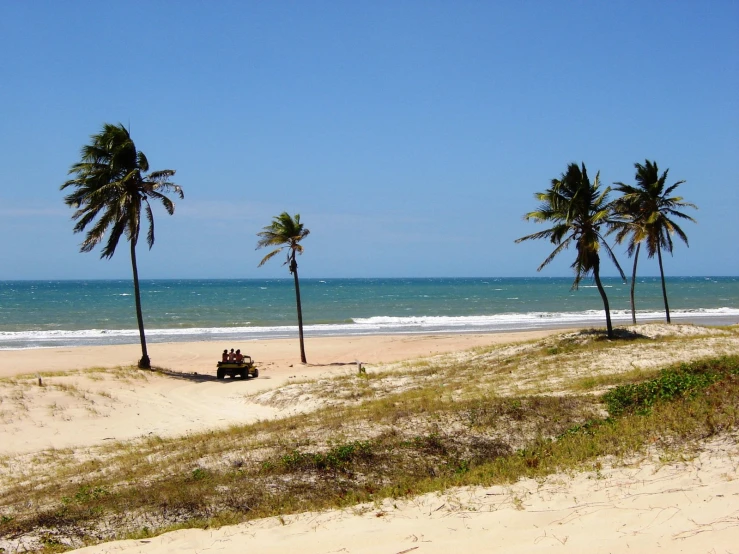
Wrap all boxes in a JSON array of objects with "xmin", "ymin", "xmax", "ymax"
[
  {"xmin": 609, "ymin": 200, "xmax": 643, "ymax": 324},
  {"xmin": 516, "ymin": 162, "xmax": 625, "ymax": 338},
  {"xmin": 61, "ymin": 123, "xmax": 183, "ymax": 369},
  {"xmin": 611, "ymin": 160, "xmax": 696, "ymax": 323},
  {"xmin": 256, "ymin": 212, "xmax": 310, "ymax": 363}
]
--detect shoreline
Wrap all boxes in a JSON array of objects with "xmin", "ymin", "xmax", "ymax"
[
  {"xmin": 1, "ymin": 312, "xmax": 737, "ymax": 352},
  {"xmin": 0, "ymin": 329, "xmax": 566, "ymax": 379},
  {"xmin": 2, "ymin": 316, "xmax": 737, "ymax": 378}
]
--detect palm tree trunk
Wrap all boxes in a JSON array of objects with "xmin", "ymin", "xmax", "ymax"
[
  {"xmin": 130, "ymin": 240, "xmax": 151, "ymax": 369},
  {"xmin": 290, "ymin": 259, "xmax": 307, "ymax": 364},
  {"xmin": 593, "ymin": 259, "xmax": 614, "ymax": 339},
  {"xmin": 657, "ymin": 245, "xmax": 671, "ymax": 323},
  {"xmin": 630, "ymin": 243, "xmax": 641, "ymax": 325}
]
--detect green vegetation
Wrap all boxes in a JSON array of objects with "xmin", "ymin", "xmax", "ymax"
[
  {"xmin": 1, "ymin": 334, "xmax": 737, "ymax": 552},
  {"xmin": 60, "ymin": 123, "xmax": 184, "ymax": 369},
  {"xmin": 603, "ymin": 357, "xmax": 738, "ymax": 416},
  {"xmin": 515, "ymin": 162, "xmax": 626, "ymax": 338},
  {"xmin": 256, "ymin": 212, "xmax": 311, "ymax": 363}
]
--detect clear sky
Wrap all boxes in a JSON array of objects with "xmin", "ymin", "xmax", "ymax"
[{"xmin": 0, "ymin": 0, "xmax": 737, "ymax": 280}]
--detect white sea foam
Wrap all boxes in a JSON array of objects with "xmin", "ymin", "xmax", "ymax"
[
  {"xmin": 353, "ymin": 307, "xmax": 739, "ymax": 329},
  {"xmin": 1, "ymin": 307, "xmax": 737, "ymax": 350}
]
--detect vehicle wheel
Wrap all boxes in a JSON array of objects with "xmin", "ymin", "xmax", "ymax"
[
  {"xmin": 217, "ymin": 368, "xmax": 224, "ymax": 380},
  {"xmin": 252, "ymin": 368, "xmax": 259, "ymax": 378},
  {"xmin": 240, "ymin": 370, "xmax": 248, "ymax": 379}
]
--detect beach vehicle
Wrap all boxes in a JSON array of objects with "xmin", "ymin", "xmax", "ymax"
[{"xmin": 217, "ymin": 356, "xmax": 259, "ymax": 380}]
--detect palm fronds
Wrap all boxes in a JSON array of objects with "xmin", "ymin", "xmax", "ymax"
[
  {"xmin": 610, "ymin": 159, "xmax": 697, "ymax": 323},
  {"xmin": 61, "ymin": 123, "xmax": 183, "ymax": 368},
  {"xmin": 516, "ymin": 162, "xmax": 624, "ymax": 338},
  {"xmin": 256, "ymin": 212, "xmax": 310, "ymax": 363}
]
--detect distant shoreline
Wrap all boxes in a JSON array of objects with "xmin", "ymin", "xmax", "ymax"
[
  {"xmin": 2, "ymin": 276, "xmax": 736, "ymax": 349},
  {"xmin": 1, "ymin": 310, "xmax": 738, "ymax": 350},
  {"xmin": 0, "ymin": 312, "xmax": 737, "ymax": 351},
  {"xmin": 2, "ymin": 275, "xmax": 738, "ymax": 282}
]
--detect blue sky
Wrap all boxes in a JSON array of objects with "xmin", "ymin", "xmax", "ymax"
[{"xmin": 1, "ymin": 0, "xmax": 737, "ymax": 280}]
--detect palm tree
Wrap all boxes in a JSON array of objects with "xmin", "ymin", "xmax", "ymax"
[
  {"xmin": 61, "ymin": 123, "xmax": 183, "ymax": 369},
  {"xmin": 515, "ymin": 162, "xmax": 625, "ymax": 338},
  {"xmin": 256, "ymin": 212, "xmax": 310, "ymax": 363},
  {"xmin": 610, "ymin": 197, "xmax": 643, "ymax": 324},
  {"xmin": 611, "ymin": 160, "xmax": 696, "ymax": 323}
]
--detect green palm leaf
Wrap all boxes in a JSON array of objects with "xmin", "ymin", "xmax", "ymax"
[
  {"xmin": 516, "ymin": 162, "xmax": 624, "ymax": 338},
  {"xmin": 610, "ymin": 159, "xmax": 697, "ymax": 323},
  {"xmin": 256, "ymin": 212, "xmax": 310, "ymax": 363},
  {"xmin": 61, "ymin": 123, "xmax": 183, "ymax": 368}
]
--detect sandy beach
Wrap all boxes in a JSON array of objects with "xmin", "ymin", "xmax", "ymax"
[
  {"xmin": 1, "ymin": 326, "xmax": 738, "ymax": 553},
  {"xmin": 0, "ymin": 331, "xmax": 557, "ymax": 453},
  {"xmin": 0, "ymin": 331, "xmax": 559, "ymax": 380}
]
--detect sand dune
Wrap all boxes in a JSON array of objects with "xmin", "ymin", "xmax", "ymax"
[
  {"xmin": 1, "ymin": 326, "xmax": 738, "ymax": 553},
  {"xmin": 70, "ymin": 435, "xmax": 739, "ymax": 554}
]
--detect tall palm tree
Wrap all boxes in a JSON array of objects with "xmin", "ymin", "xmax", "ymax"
[
  {"xmin": 515, "ymin": 162, "xmax": 625, "ymax": 338},
  {"xmin": 61, "ymin": 123, "xmax": 183, "ymax": 369},
  {"xmin": 611, "ymin": 160, "xmax": 696, "ymax": 323},
  {"xmin": 256, "ymin": 212, "xmax": 310, "ymax": 363}
]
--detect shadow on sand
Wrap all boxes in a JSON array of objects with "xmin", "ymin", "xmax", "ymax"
[
  {"xmin": 574, "ymin": 327, "xmax": 651, "ymax": 341},
  {"xmin": 150, "ymin": 360, "xmax": 363, "ymax": 383},
  {"xmin": 150, "ymin": 367, "xmax": 262, "ymax": 384}
]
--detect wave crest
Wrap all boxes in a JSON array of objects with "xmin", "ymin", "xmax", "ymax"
[{"xmin": 1, "ymin": 307, "xmax": 737, "ymax": 350}]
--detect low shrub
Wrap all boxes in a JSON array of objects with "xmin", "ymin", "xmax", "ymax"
[{"xmin": 603, "ymin": 355, "xmax": 739, "ymax": 416}]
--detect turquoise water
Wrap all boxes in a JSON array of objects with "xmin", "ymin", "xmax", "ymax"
[{"xmin": 0, "ymin": 277, "xmax": 737, "ymax": 349}]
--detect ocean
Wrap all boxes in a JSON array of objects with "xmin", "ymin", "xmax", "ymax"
[{"xmin": 0, "ymin": 277, "xmax": 737, "ymax": 350}]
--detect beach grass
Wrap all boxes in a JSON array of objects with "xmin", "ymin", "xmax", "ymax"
[{"xmin": 0, "ymin": 326, "xmax": 738, "ymax": 552}]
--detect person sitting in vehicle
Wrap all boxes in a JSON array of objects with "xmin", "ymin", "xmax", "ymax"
[
  {"xmin": 228, "ymin": 348, "xmax": 236, "ymax": 362},
  {"xmin": 235, "ymin": 349, "xmax": 244, "ymax": 363},
  {"xmin": 221, "ymin": 349, "xmax": 229, "ymax": 363}
]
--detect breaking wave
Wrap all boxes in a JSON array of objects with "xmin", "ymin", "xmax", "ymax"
[{"xmin": 1, "ymin": 307, "xmax": 737, "ymax": 350}]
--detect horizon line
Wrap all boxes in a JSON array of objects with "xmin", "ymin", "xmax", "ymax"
[{"xmin": 1, "ymin": 275, "xmax": 737, "ymax": 282}]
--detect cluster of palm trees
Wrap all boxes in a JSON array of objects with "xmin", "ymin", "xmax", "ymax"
[
  {"xmin": 62, "ymin": 123, "xmax": 696, "ymax": 368},
  {"xmin": 516, "ymin": 161, "xmax": 696, "ymax": 339},
  {"xmin": 62, "ymin": 123, "xmax": 309, "ymax": 368}
]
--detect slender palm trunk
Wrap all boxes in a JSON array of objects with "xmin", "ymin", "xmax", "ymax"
[
  {"xmin": 593, "ymin": 259, "xmax": 614, "ymax": 339},
  {"xmin": 629, "ymin": 243, "xmax": 641, "ymax": 325},
  {"xmin": 130, "ymin": 240, "xmax": 150, "ymax": 369},
  {"xmin": 290, "ymin": 258, "xmax": 307, "ymax": 364},
  {"xmin": 657, "ymin": 245, "xmax": 671, "ymax": 323}
]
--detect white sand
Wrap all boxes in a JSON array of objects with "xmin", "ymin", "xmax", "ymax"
[
  {"xmin": 0, "ymin": 332, "xmax": 556, "ymax": 454},
  {"xmin": 0, "ymin": 332, "xmax": 557, "ymax": 379},
  {"xmin": 1, "ymin": 327, "xmax": 737, "ymax": 553}
]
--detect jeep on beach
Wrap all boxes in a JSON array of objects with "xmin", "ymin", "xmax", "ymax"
[{"xmin": 216, "ymin": 356, "xmax": 259, "ymax": 379}]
